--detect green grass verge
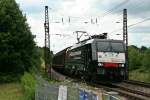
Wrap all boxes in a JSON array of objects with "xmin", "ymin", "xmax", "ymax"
[
  {"xmin": 129, "ymin": 68, "xmax": 150, "ymax": 83},
  {"xmin": 0, "ymin": 83, "xmax": 23, "ymax": 100}
]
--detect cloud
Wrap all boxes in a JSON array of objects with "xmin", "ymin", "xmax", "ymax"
[
  {"xmin": 126, "ymin": 0, "xmax": 150, "ymax": 18},
  {"xmin": 15, "ymin": 0, "xmax": 150, "ymax": 52},
  {"xmin": 16, "ymin": 0, "xmax": 44, "ymax": 14},
  {"xmin": 129, "ymin": 33, "xmax": 150, "ymax": 47}
]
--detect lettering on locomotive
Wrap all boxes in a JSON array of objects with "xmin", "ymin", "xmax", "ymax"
[{"xmin": 69, "ymin": 51, "xmax": 81, "ymax": 56}]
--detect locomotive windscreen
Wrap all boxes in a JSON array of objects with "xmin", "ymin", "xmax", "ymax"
[
  {"xmin": 97, "ymin": 41, "xmax": 124, "ymax": 52},
  {"xmin": 111, "ymin": 42, "xmax": 124, "ymax": 52}
]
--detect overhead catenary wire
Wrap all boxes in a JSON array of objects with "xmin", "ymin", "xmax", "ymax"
[
  {"xmin": 100, "ymin": 0, "xmax": 146, "ymax": 19},
  {"xmin": 100, "ymin": 0, "xmax": 147, "ymax": 26},
  {"xmin": 48, "ymin": 0, "xmax": 128, "ymax": 21},
  {"xmin": 110, "ymin": 0, "xmax": 148, "ymax": 27},
  {"xmin": 47, "ymin": 0, "xmax": 150, "ymax": 36},
  {"xmin": 100, "ymin": 0, "xmax": 129, "ymax": 18},
  {"xmin": 48, "ymin": 0, "xmax": 147, "ymax": 25},
  {"xmin": 124, "ymin": 0, "xmax": 146, "ymax": 12},
  {"xmin": 128, "ymin": 18, "xmax": 150, "ymax": 27},
  {"xmin": 110, "ymin": 17, "xmax": 150, "ymax": 34},
  {"xmin": 49, "ymin": 1, "xmax": 126, "ymax": 25}
]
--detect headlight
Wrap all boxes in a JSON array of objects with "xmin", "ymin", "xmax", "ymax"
[
  {"xmin": 119, "ymin": 64, "xmax": 124, "ymax": 67},
  {"xmin": 98, "ymin": 63, "xmax": 103, "ymax": 66}
]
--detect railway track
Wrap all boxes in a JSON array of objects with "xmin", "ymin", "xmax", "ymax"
[
  {"xmin": 88, "ymin": 82, "xmax": 150, "ymax": 100},
  {"xmin": 110, "ymin": 82, "xmax": 150, "ymax": 100},
  {"xmin": 51, "ymin": 68, "xmax": 150, "ymax": 100},
  {"xmin": 123, "ymin": 80, "xmax": 150, "ymax": 88}
]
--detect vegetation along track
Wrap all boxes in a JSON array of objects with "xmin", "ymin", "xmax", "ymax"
[{"xmin": 52, "ymin": 68, "xmax": 150, "ymax": 100}]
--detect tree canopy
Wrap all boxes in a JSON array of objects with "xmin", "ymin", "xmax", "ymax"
[
  {"xmin": 0, "ymin": 0, "xmax": 36, "ymax": 73},
  {"xmin": 128, "ymin": 45, "xmax": 150, "ymax": 71}
]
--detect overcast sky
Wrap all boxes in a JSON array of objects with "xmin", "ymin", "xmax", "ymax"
[{"xmin": 16, "ymin": 0, "xmax": 150, "ymax": 53}]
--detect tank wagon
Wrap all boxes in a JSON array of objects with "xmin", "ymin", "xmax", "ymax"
[{"xmin": 52, "ymin": 35, "xmax": 127, "ymax": 81}]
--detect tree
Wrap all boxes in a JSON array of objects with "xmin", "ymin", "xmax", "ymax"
[
  {"xmin": 142, "ymin": 49, "xmax": 150, "ymax": 70},
  {"xmin": 0, "ymin": 0, "xmax": 36, "ymax": 73},
  {"xmin": 140, "ymin": 46, "xmax": 147, "ymax": 52},
  {"xmin": 128, "ymin": 46, "xmax": 142, "ymax": 70}
]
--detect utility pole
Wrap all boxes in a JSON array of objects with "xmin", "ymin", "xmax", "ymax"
[
  {"xmin": 123, "ymin": 9, "xmax": 128, "ymax": 80},
  {"xmin": 44, "ymin": 6, "xmax": 51, "ymax": 78}
]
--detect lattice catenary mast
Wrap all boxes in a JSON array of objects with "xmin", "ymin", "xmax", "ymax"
[
  {"xmin": 123, "ymin": 9, "xmax": 128, "ymax": 80},
  {"xmin": 44, "ymin": 6, "xmax": 51, "ymax": 76}
]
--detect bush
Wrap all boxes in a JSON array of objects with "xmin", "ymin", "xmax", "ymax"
[
  {"xmin": 0, "ymin": 73, "xmax": 21, "ymax": 83},
  {"xmin": 21, "ymin": 72, "xmax": 36, "ymax": 100}
]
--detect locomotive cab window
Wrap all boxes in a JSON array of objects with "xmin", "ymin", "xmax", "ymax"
[
  {"xmin": 97, "ymin": 42, "xmax": 110, "ymax": 52},
  {"xmin": 111, "ymin": 42, "xmax": 124, "ymax": 52},
  {"xmin": 96, "ymin": 41, "xmax": 124, "ymax": 52}
]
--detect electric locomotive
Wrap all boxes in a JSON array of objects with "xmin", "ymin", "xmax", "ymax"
[{"xmin": 52, "ymin": 34, "xmax": 127, "ymax": 81}]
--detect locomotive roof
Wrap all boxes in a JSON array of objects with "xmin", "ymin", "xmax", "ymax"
[
  {"xmin": 69, "ymin": 39, "xmax": 124, "ymax": 50},
  {"xmin": 54, "ymin": 39, "xmax": 124, "ymax": 55}
]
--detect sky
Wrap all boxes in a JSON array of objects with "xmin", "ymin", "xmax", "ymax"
[{"xmin": 16, "ymin": 0, "xmax": 150, "ymax": 53}]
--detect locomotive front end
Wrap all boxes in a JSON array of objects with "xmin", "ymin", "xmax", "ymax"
[{"xmin": 93, "ymin": 40, "xmax": 126, "ymax": 80}]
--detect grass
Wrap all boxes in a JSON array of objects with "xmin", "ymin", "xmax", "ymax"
[
  {"xmin": 129, "ymin": 68, "xmax": 150, "ymax": 83},
  {"xmin": 0, "ymin": 83, "xmax": 23, "ymax": 100}
]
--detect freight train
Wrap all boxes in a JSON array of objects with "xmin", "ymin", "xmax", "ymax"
[{"xmin": 52, "ymin": 34, "xmax": 127, "ymax": 81}]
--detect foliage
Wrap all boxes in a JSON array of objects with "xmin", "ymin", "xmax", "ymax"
[
  {"xmin": 0, "ymin": 0, "xmax": 38, "ymax": 74},
  {"xmin": 38, "ymin": 47, "xmax": 53, "ymax": 72},
  {"xmin": 128, "ymin": 45, "xmax": 141, "ymax": 70},
  {"xmin": 0, "ymin": 73, "xmax": 21, "ymax": 83},
  {"xmin": 142, "ymin": 49, "xmax": 150, "ymax": 69},
  {"xmin": 42, "ymin": 47, "xmax": 53, "ymax": 64},
  {"xmin": 21, "ymin": 72, "xmax": 36, "ymax": 100},
  {"xmin": 128, "ymin": 45, "xmax": 150, "ymax": 82},
  {"xmin": 128, "ymin": 45, "xmax": 150, "ymax": 71}
]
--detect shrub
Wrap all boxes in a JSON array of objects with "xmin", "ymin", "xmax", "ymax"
[
  {"xmin": 0, "ymin": 73, "xmax": 21, "ymax": 83},
  {"xmin": 21, "ymin": 72, "xmax": 36, "ymax": 100}
]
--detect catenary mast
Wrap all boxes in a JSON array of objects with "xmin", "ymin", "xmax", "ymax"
[{"xmin": 44, "ymin": 6, "xmax": 51, "ymax": 78}]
